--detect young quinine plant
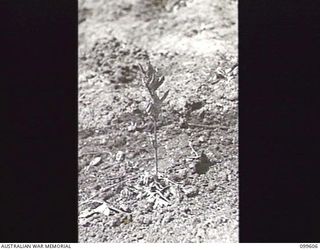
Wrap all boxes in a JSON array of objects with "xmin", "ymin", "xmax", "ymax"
[{"xmin": 138, "ymin": 61, "xmax": 169, "ymax": 180}]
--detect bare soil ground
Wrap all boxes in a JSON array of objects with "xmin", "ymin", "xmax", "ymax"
[{"xmin": 78, "ymin": 0, "xmax": 238, "ymax": 242}]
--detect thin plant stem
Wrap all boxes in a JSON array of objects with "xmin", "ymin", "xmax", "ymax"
[{"xmin": 153, "ymin": 117, "xmax": 158, "ymax": 180}]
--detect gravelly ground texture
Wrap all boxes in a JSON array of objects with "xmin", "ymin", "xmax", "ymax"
[{"xmin": 78, "ymin": 0, "xmax": 238, "ymax": 243}]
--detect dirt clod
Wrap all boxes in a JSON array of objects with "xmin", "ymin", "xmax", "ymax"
[{"xmin": 183, "ymin": 185, "xmax": 199, "ymax": 198}]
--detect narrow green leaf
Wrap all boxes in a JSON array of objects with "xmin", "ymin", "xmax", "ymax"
[
  {"xmin": 160, "ymin": 90, "xmax": 169, "ymax": 102},
  {"xmin": 148, "ymin": 72, "xmax": 156, "ymax": 89},
  {"xmin": 151, "ymin": 75, "xmax": 165, "ymax": 91},
  {"xmin": 147, "ymin": 62, "xmax": 154, "ymax": 78}
]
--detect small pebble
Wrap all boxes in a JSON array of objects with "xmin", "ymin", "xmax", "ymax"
[
  {"xmin": 128, "ymin": 123, "xmax": 136, "ymax": 132},
  {"xmin": 116, "ymin": 151, "xmax": 125, "ymax": 162},
  {"xmin": 126, "ymin": 152, "xmax": 136, "ymax": 159},
  {"xmin": 199, "ymin": 136, "xmax": 205, "ymax": 143},
  {"xmin": 226, "ymin": 91, "xmax": 238, "ymax": 101},
  {"xmin": 89, "ymin": 232, "xmax": 96, "ymax": 238},
  {"xmin": 133, "ymin": 131, "xmax": 140, "ymax": 137},
  {"xmin": 183, "ymin": 186, "xmax": 199, "ymax": 198},
  {"xmin": 171, "ymin": 169, "xmax": 187, "ymax": 181},
  {"xmin": 110, "ymin": 217, "xmax": 121, "ymax": 227},
  {"xmin": 142, "ymin": 217, "xmax": 152, "ymax": 225},
  {"xmin": 119, "ymin": 204, "xmax": 131, "ymax": 213},
  {"xmin": 208, "ymin": 184, "xmax": 217, "ymax": 192}
]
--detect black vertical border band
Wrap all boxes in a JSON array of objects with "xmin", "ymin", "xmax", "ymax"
[
  {"xmin": 239, "ymin": 0, "xmax": 320, "ymax": 242},
  {"xmin": 1, "ymin": 1, "xmax": 78, "ymax": 242}
]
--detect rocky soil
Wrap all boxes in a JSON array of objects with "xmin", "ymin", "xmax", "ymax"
[{"xmin": 78, "ymin": 0, "xmax": 238, "ymax": 242}]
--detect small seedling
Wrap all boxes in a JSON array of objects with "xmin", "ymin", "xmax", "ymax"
[{"xmin": 138, "ymin": 61, "xmax": 169, "ymax": 180}]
